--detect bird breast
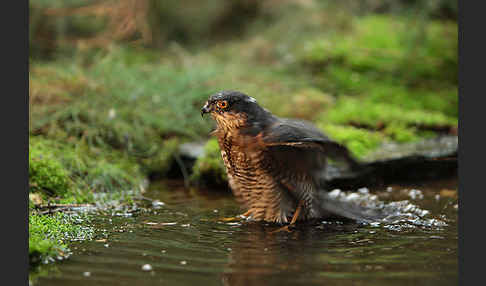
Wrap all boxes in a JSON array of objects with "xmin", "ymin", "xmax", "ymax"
[{"xmin": 217, "ymin": 132, "xmax": 294, "ymax": 223}]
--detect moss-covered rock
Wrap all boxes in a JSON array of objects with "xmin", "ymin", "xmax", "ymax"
[
  {"xmin": 29, "ymin": 139, "xmax": 71, "ymax": 197},
  {"xmin": 318, "ymin": 124, "xmax": 385, "ymax": 158},
  {"xmin": 190, "ymin": 138, "xmax": 227, "ymax": 187},
  {"xmin": 29, "ymin": 136, "xmax": 146, "ymax": 204},
  {"xmin": 141, "ymin": 138, "xmax": 180, "ymax": 176},
  {"xmin": 29, "ymin": 213, "xmax": 93, "ymax": 266},
  {"xmin": 325, "ymin": 97, "xmax": 457, "ymax": 129}
]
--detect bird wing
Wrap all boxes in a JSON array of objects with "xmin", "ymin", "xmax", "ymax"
[
  {"xmin": 261, "ymin": 118, "xmax": 361, "ymax": 171},
  {"xmin": 258, "ymin": 119, "xmax": 384, "ymax": 222}
]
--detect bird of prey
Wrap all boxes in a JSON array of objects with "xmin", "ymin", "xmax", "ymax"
[{"xmin": 201, "ymin": 90, "xmax": 383, "ymax": 227}]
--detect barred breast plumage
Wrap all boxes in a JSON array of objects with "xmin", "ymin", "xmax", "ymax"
[
  {"xmin": 201, "ymin": 90, "xmax": 386, "ymax": 225},
  {"xmin": 218, "ymin": 131, "xmax": 298, "ymax": 223}
]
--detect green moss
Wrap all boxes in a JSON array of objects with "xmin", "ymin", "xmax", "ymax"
[
  {"xmin": 382, "ymin": 123, "xmax": 419, "ymax": 143},
  {"xmin": 141, "ymin": 138, "xmax": 180, "ymax": 176},
  {"xmin": 29, "ymin": 139, "xmax": 70, "ymax": 197},
  {"xmin": 190, "ymin": 138, "xmax": 227, "ymax": 185},
  {"xmin": 301, "ymin": 15, "xmax": 457, "ymax": 85},
  {"xmin": 29, "ymin": 136, "xmax": 145, "ymax": 204},
  {"xmin": 29, "ymin": 212, "xmax": 93, "ymax": 266},
  {"xmin": 31, "ymin": 47, "xmax": 217, "ymax": 167},
  {"xmin": 318, "ymin": 124, "xmax": 385, "ymax": 158},
  {"xmin": 326, "ymin": 97, "xmax": 457, "ymax": 129}
]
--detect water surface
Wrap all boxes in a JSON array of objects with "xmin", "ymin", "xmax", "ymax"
[{"xmin": 32, "ymin": 178, "xmax": 458, "ymax": 286}]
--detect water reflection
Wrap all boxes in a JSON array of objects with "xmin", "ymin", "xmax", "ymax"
[
  {"xmin": 221, "ymin": 216, "xmax": 456, "ymax": 286},
  {"xmin": 221, "ymin": 222, "xmax": 354, "ymax": 286}
]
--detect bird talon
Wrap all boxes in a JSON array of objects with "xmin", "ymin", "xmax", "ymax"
[
  {"xmin": 220, "ymin": 212, "xmax": 251, "ymax": 222},
  {"xmin": 270, "ymin": 224, "xmax": 295, "ymax": 233},
  {"xmin": 220, "ymin": 216, "xmax": 243, "ymax": 222}
]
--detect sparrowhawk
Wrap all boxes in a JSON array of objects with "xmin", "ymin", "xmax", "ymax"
[{"xmin": 201, "ymin": 90, "xmax": 383, "ymax": 225}]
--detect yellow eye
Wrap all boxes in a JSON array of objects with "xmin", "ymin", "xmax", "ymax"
[{"xmin": 217, "ymin": 100, "xmax": 228, "ymax": 109}]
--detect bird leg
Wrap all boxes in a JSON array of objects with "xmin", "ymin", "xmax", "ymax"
[{"xmin": 271, "ymin": 200, "xmax": 304, "ymax": 233}]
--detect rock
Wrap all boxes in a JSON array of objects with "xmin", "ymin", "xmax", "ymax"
[
  {"xmin": 363, "ymin": 135, "xmax": 457, "ymax": 162},
  {"xmin": 179, "ymin": 141, "xmax": 206, "ymax": 159},
  {"xmin": 177, "ymin": 135, "xmax": 458, "ymax": 190},
  {"xmin": 326, "ymin": 135, "xmax": 458, "ymax": 189}
]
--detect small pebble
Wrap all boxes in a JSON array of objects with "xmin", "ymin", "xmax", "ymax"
[
  {"xmin": 180, "ymin": 261, "xmax": 187, "ymax": 265},
  {"xmin": 83, "ymin": 272, "xmax": 91, "ymax": 277},
  {"xmin": 142, "ymin": 264, "xmax": 153, "ymax": 271}
]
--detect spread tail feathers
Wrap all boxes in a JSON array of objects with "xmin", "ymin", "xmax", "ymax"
[{"xmin": 317, "ymin": 191, "xmax": 387, "ymax": 223}]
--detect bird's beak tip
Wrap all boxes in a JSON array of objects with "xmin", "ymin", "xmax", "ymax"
[{"xmin": 201, "ymin": 102, "xmax": 211, "ymax": 117}]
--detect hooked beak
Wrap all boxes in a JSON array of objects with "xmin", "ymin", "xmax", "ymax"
[{"xmin": 201, "ymin": 101, "xmax": 212, "ymax": 117}]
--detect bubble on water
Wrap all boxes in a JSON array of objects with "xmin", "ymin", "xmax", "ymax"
[
  {"xmin": 345, "ymin": 193, "xmax": 360, "ymax": 201},
  {"xmin": 152, "ymin": 200, "xmax": 165, "ymax": 208},
  {"xmin": 326, "ymin": 188, "xmax": 447, "ymax": 231},
  {"xmin": 328, "ymin": 189, "xmax": 341, "ymax": 198},
  {"xmin": 141, "ymin": 264, "xmax": 152, "ymax": 271},
  {"xmin": 408, "ymin": 189, "xmax": 424, "ymax": 200}
]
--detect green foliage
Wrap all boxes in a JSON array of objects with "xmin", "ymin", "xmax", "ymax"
[
  {"xmin": 30, "ymin": 47, "xmax": 221, "ymax": 183},
  {"xmin": 319, "ymin": 124, "xmax": 385, "ymax": 158},
  {"xmin": 29, "ymin": 212, "xmax": 93, "ymax": 265},
  {"xmin": 190, "ymin": 138, "xmax": 227, "ymax": 185},
  {"xmin": 31, "ymin": 47, "xmax": 216, "ymax": 153}
]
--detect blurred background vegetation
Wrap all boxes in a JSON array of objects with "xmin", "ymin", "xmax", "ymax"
[{"xmin": 29, "ymin": 0, "xmax": 457, "ymax": 204}]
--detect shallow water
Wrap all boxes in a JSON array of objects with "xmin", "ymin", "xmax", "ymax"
[{"xmin": 32, "ymin": 178, "xmax": 458, "ymax": 286}]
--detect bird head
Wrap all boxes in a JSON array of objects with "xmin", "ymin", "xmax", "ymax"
[{"xmin": 201, "ymin": 90, "xmax": 272, "ymax": 132}]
